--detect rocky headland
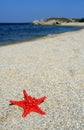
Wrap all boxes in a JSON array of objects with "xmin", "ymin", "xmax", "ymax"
[{"xmin": 32, "ymin": 17, "xmax": 84, "ymax": 25}]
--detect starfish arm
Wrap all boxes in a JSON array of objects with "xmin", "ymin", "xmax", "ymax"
[
  {"xmin": 9, "ymin": 90, "xmax": 46, "ymax": 117},
  {"xmin": 9, "ymin": 100, "xmax": 25, "ymax": 108},
  {"xmin": 23, "ymin": 89, "xmax": 29, "ymax": 100},
  {"xmin": 22, "ymin": 108, "xmax": 31, "ymax": 117},
  {"xmin": 33, "ymin": 106, "xmax": 46, "ymax": 115},
  {"xmin": 37, "ymin": 96, "xmax": 46, "ymax": 104}
]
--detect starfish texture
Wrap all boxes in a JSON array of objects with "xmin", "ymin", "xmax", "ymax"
[{"xmin": 9, "ymin": 90, "xmax": 46, "ymax": 117}]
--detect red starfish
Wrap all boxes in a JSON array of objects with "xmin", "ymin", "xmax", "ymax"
[{"xmin": 9, "ymin": 90, "xmax": 46, "ymax": 117}]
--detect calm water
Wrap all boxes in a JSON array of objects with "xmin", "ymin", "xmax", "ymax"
[{"xmin": 0, "ymin": 23, "xmax": 82, "ymax": 45}]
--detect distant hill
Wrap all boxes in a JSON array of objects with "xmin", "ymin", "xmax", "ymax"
[{"xmin": 32, "ymin": 17, "xmax": 84, "ymax": 25}]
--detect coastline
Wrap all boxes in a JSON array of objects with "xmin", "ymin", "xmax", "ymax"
[
  {"xmin": 0, "ymin": 26, "xmax": 84, "ymax": 129},
  {"xmin": 61, "ymin": 22, "xmax": 84, "ymax": 26},
  {"xmin": 0, "ymin": 23, "xmax": 84, "ymax": 47}
]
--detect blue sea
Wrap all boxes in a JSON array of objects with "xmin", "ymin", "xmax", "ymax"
[{"xmin": 0, "ymin": 23, "xmax": 82, "ymax": 45}]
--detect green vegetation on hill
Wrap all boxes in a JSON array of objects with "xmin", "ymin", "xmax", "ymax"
[
  {"xmin": 44, "ymin": 18, "xmax": 73, "ymax": 23},
  {"xmin": 78, "ymin": 18, "xmax": 84, "ymax": 22}
]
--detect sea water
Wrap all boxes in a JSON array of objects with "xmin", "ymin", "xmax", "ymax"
[{"xmin": 0, "ymin": 23, "xmax": 82, "ymax": 45}]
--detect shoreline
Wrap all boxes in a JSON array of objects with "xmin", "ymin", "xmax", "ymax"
[
  {"xmin": 0, "ymin": 23, "xmax": 84, "ymax": 47},
  {"xmin": 0, "ymin": 25, "xmax": 84, "ymax": 130},
  {"xmin": 61, "ymin": 22, "xmax": 84, "ymax": 26}
]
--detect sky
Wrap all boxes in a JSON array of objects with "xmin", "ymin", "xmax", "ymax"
[{"xmin": 0, "ymin": 0, "xmax": 84, "ymax": 22}]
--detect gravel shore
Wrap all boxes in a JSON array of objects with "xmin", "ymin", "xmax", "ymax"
[{"xmin": 0, "ymin": 29, "xmax": 84, "ymax": 130}]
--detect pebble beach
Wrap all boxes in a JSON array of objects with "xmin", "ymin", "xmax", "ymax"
[{"xmin": 0, "ymin": 27, "xmax": 84, "ymax": 130}]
